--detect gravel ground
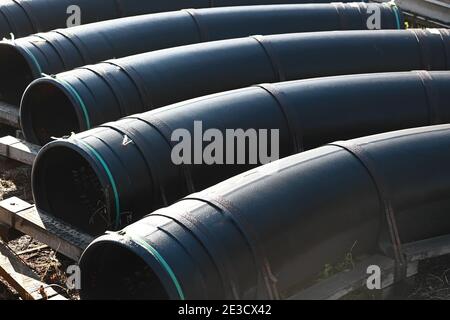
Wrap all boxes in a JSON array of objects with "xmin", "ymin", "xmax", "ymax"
[
  {"xmin": 408, "ymin": 254, "xmax": 450, "ymax": 300},
  {"xmin": 0, "ymin": 126, "xmax": 78, "ymax": 300},
  {"xmin": 0, "ymin": 236, "xmax": 80, "ymax": 300}
]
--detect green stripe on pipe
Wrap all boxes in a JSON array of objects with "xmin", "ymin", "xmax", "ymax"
[
  {"xmin": 46, "ymin": 74, "xmax": 92, "ymax": 130},
  {"xmin": 72, "ymin": 137, "xmax": 121, "ymax": 229},
  {"xmin": 20, "ymin": 43, "xmax": 43, "ymax": 75},
  {"xmin": 388, "ymin": 2, "xmax": 402, "ymax": 29},
  {"xmin": 130, "ymin": 234, "xmax": 185, "ymax": 300}
]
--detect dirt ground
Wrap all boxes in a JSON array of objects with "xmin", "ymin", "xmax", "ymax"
[
  {"xmin": 0, "ymin": 236, "xmax": 80, "ymax": 300},
  {"xmin": 0, "ymin": 158, "xmax": 79, "ymax": 299},
  {"xmin": 0, "ymin": 126, "xmax": 450, "ymax": 300},
  {"xmin": 0, "ymin": 126, "xmax": 78, "ymax": 300}
]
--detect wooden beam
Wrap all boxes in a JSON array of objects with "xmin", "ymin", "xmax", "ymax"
[
  {"xmin": 403, "ymin": 234, "xmax": 450, "ymax": 262},
  {"xmin": 0, "ymin": 136, "xmax": 40, "ymax": 166},
  {"xmin": 0, "ymin": 102, "xmax": 19, "ymax": 128},
  {"xmin": 289, "ymin": 254, "xmax": 418, "ymax": 300},
  {"xmin": 0, "ymin": 197, "xmax": 94, "ymax": 261},
  {"xmin": 0, "ymin": 243, "xmax": 65, "ymax": 300},
  {"xmin": 291, "ymin": 233, "xmax": 450, "ymax": 300}
]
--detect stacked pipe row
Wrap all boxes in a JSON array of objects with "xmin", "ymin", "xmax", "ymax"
[
  {"xmin": 32, "ymin": 71, "xmax": 450, "ymax": 235},
  {"xmin": 79, "ymin": 124, "xmax": 450, "ymax": 299},
  {"xmin": 0, "ymin": 2, "xmax": 402, "ymax": 105},
  {"xmin": 4, "ymin": 1, "xmax": 448, "ymax": 300},
  {"xmin": 0, "ymin": 0, "xmax": 358, "ymax": 39},
  {"xmin": 20, "ymin": 28, "xmax": 450, "ymax": 145}
]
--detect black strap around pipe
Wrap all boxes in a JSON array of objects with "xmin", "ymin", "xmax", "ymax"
[
  {"xmin": 151, "ymin": 211, "xmax": 241, "ymax": 300},
  {"xmin": 329, "ymin": 141, "xmax": 407, "ymax": 281},
  {"xmin": 255, "ymin": 83, "xmax": 303, "ymax": 154},
  {"xmin": 251, "ymin": 35, "xmax": 286, "ymax": 82},
  {"xmin": 416, "ymin": 71, "xmax": 443, "ymax": 125},
  {"xmin": 185, "ymin": 194, "xmax": 280, "ymax": 300},
  {"xmin": 136, "ymin": 115, "xmax": 197, "ymax": 195},
  {"xmin": 183, "ymin": 9, "xmax": 209, "ymax": 42},
  {"xmin": 12, "ymin": 0, "xmax": 40, "ymax": 33}
]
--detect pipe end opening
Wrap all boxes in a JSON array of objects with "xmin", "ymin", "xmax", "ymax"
[
  {"xmin": 80, "ymin": 240, "xmax": 170, "ymax": 300},
  {"xmin": 21, "ymin": 79, "xmax": 82, "ymax": 145},
  {"xmin": 33, "ymin": 143, "xmax": 112, "ymax": 235},
  {"xmin": 0, "ymin": 43, "xmax": 36, "ymax": 104}
]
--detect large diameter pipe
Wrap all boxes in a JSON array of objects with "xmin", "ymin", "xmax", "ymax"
[
  {"xmin": 0, "ymin": 2, "xmax": 403, "ymax": 105},
  {"xmin": 79, "ymin": 124, "xmax": 450, "ymax": 300},
  {"xmin": 31, "ymin": 71, "xmax": 450, "ymax": 236},
  {"xmin": 0, "ymin": 0, "xmax": 353, "ymax": 39},
  {"xmin": 20, "ymin": 29, "xmax": 450, "ymax": 145}
]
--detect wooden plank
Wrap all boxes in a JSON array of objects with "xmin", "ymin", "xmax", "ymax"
[
  {"xmin": 49, "ymin": 294, "xmax": 68, "ymax": 300},
  {"xmin": 291, "ymin": 233, "xmax": 450, "ymax": 300},
  {"xmin": 0, "ymin": 243, "xmax": 64, "ymax": 300},
  {"xmin": 290, "ymin": 254, "xmax": 418, "ymax": 300},
  {"xmin": 403, "ymin": 234, "xmax": 450, "ymax": 262},
  {"xmin": 0, "ymin": 102, "xmax": 19, "ymax": 128},
  {"xmin": 290, "ymin": 255, "xmax": 390, "ymax": 300},
  {"xmin": 0, "ymin": 136, "xmax": 40, "ymax": 165},
  {"xmin": 0, "ymin": 197, "xmax": 94, "ymax": 261}
]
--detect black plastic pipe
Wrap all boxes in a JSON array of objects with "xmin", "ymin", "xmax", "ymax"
[
  {"xmin": 0, "ymin": 2, "xmax": 403, "ymax": 105},
  {"xmin": 21, "ymin": 29, "xmax": 450, "ymax": 145},
  {"xmin": 0, "ymin": 0, "xmax": 355, "ymax": 39},
  {"xmin": 78, "ymin": 123, "xmax": 450, "ymax": 300},
  {"xmin": 31, "ymin": 71, "xmax": 450, "ymax": 236}
]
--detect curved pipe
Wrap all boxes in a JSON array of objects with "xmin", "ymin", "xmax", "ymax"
[
  {"xmin": 79, "ymin": 124, "xmax": 450, "ymax": 299},
  {"xmin": 31, "ymin": 71, "xmax": 450, "ymax": 236},
  {"xmin": 0, "ymin": 0, "xmax": 355, "ymax": 39},
  {"xmin": 21, "ymin": 28, "xmax": 449, "ymax": 145},
  {"xmin": 0, "ymin": 2, "xmax": 403, "ymax": 104}
]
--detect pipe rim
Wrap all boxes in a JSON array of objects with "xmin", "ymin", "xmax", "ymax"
[
  {"xmin": 0, "ymin": 41, "xmax": 42, "ymax": 104},
  {"xmin": 32, "ymin": 139, "xmax": 117, "ymax": 235},
  {"xmin": 20, "ymin": 76, "xmax": 89, "ymax": 145},
  {"xmin": 383, "ymin": 1, "xmax": 405, "ymax": 29},
  {"xmin": 0, "ymin": 41, "xmax": 42, "ymax": 78},
  {"xmin": 80, "ymin": 232, "xmax": 183, "ymax": 300}
]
